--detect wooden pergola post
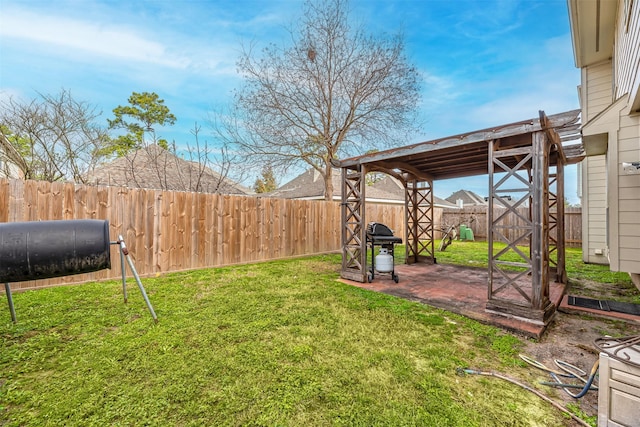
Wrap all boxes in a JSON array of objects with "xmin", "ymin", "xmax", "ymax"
[
  {"xmin": 339, "ymin": 164, "xmax": 368, "ymax": 282},
  {"xmin": 555, "ymin": 160, "xmax": 567, "ymax": 283},
  {"xmin": 405, "ymin": 179, "xmax": 435, "ymax": 265},
  {"xmin": 486, "ymin": 130, "xmax": 555, "ymax": 325},
  {"xmin": 530, "ymin": 130, "xmax": 551, "ymax": 313}
]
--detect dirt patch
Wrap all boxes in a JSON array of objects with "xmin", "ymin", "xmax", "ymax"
[{"xmin": 519, "ymin": 282, "xmax": 640, "ymax": 425}]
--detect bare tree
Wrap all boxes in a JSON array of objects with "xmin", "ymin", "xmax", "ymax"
[
  {"xmin": 219, "ymin": 0, "xmax": 421, "ymax": 200},
  {"xmin": 0, "ymin": 89, "xmax": 108, "ymax": 182},
  {"xmin": 181, "ymin": 125, "xmax": 235, "ymax": 193}
]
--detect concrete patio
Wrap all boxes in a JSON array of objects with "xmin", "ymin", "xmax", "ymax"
[{"xmin": 340, "ymin": 262, "xmax": 567, "ymax": 339}]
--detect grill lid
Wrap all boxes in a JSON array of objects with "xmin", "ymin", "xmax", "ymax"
[{"xmin": 367, "ymin": 222, "xmax": 394, "ymax": 236}]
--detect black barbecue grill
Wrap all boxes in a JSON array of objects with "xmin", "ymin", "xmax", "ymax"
[{"xmin": 366, "ymin": 222, "xmax": 402, "ymax": 283}]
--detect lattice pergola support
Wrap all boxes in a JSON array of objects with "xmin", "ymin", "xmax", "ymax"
[
  {"xmin": 548, "ymin": 150, "xmax": 567, "ymax": 284},
  {"xmin": 339, "ymin": 164, "xmax": 368, "ymax": 283},
  {"xmin": 405, "ymin": 180, "xmax": 435, "ymax": 265},
  {"xmin": 486, "ymin": 129, "xmax": 556, "ymax": 325}
]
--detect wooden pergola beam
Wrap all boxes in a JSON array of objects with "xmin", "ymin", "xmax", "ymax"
[
  {"xmin": 336, "ymin": 110, "xmax": 580, "ymax": 169},
  {"xmin": 370, "ymin": 161, "xmax": 434, "ymax": 182}
]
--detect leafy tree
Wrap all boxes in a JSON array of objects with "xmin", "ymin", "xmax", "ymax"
[
  {"xmin": 0, "ymin": 89, "xmax": 109, "ymax": 182},
  {"xmin": 0, "ymin": 125, "xmax": 29, "ymax": 178},
  {"xmin": 218, "ymin": 0, "xmax": 421, "ymax": 200},
  {"xmin": 106, "ymin": 92, "xmax": 176, "ymax": 156},
  {"xmin": 254, "ymin": 165, "xmax": 278, "ymax": 193}
]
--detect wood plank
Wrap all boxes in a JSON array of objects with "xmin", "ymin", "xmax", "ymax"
[
  {"xmin": 221, "ymin": 194, "xmax": 233, "ymax": 264},
  {"xmin": 232, "ymin": 195, "xmax": 242, "ymax": 263},
  {"xmin": 256, "ymin": 197, "xmax": 265, "ymax": 260},
  {"xmin": 246, "ymin": 196, "xmax": 258, "ymax": 262},
  {"xmin": 96, "ymin": 185, "xmax": 109, "ymax": 220},
  {"xmin": 24, "ymin": 180, "xmax": 38, "ymax": 221},
  {"xmin": 213, "ymin": 193, "xmax": 223, "ymax": 266},
  {"xmin": 85, "ymin": 183, "xmax": 98, "ymax": 219},
  {"xmin": 201, "ymin": 193, "xmax": 211, "ymax": 266},
  {"xmin": 181, "ymin": 191, "xmax": 192, "ymax": 270},
  {"xmin": 159, "ymin": 189, "xmax": 172, "ymax": 273},
  {"xmin": 50, "ymin": 182, "xmax": 63, "ymax": 220},
  {"xmin": 9, "ymin": 179, "xmax": 24, "ymax": 222},
  {"xmin": 195, "ymin": 192, "xmax": 207, "ymax": 268},
  {"xmin": 152, "ymin": 190, "xmax": 163, "ymax": 272},
  {"xmin": 241, "ymin": 195, "xmax": 249, "ymax": 262},
  {"xmin": 0, "ymin": 179, "xmax": 9, "ymax": 222},
  {"xmin": 134, "ymin": 188, "xmax": 147, "ymax": 275},
  {"xmin": 173, "ymin": 191, "xmax": 185, "ymax": 270},
  {"xmin": 62, "ymin": 182, "xmax": 75, "ymax": 220}
]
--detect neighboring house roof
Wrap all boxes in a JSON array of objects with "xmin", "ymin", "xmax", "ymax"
[
  {"xmin": 0, "ymin": 135, "xmax": 25, "ymax": 179},
  {"xmin": 372, "ymin": 175, "xmax": 458, "ymax": 208},
  {"xmin": 0, "ymin": 157, "xmax": 23, "ymax": 179},
  {"xmin": 85, "ymin": 145, "xmax": 252, "ymax": 195},
  {"xmin": 263, "ymin": 168, "xmax": 332, "ymax": 200},
  {"xmin": 264, "ymin": 167, "xmax": 456, "ymax": 208},
  {"xmin": 445, "ymin": 189, "xmax": 487, "ymax": 208}
]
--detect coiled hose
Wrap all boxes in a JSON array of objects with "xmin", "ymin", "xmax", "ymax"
[
  {"xmin": 519, "ymin": 354, "xmax": 599, "ymax": 399},
  {"xmin": 458, "ymin": 367, "xmax": 591, "ymax": 427}
]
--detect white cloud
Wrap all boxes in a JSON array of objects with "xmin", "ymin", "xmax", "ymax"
[{"xmin": 0, "ymin": 6, "xmax": 188, "ymax": 68}]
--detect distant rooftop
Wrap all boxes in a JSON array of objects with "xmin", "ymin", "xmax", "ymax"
[
  {"xmin": 264, "ymin": 167, "xmax": 457, "ymax": 208},
  {"xmin": 445, "ymin": 189, "xmax": 487, "ymax": 208},
  {"xmin": 85, "ymin": 145, "xmax": 252, "ymax": 195}
]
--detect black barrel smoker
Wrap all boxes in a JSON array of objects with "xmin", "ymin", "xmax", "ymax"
[
  {"xmin": 0, "ymin": 219, "xmax": 111, "ymax": 283},
  {"xmin": 366, "ymin": 222, "xmax": 402, "ymax": 283},
  {"xmin": 1, "ymin": 219, "xmax": 157, "ymax": 323}
]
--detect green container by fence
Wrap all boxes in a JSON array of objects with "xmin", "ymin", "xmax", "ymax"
[
  {"xmin": 465, "ymin": 227, "xmax": 474, "ymax": 241},
  {"xmin": 459, "ymin": 225, "xmax": 467, "ymax": 240},
  {"xmin": 459, "ymin": 225, "xmax": 474, "ymax": 241}
]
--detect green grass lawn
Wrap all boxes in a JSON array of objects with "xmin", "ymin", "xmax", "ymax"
[{"xmin": 2, "ymin": 253, "xmax": 585, "ymax": 426}]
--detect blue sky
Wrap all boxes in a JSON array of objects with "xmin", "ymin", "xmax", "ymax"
[{"xmin": 0, "ymin": 0, "xmax": 581, "ymax": 203}]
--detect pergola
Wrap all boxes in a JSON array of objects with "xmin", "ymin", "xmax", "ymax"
[{"xmin": 333, "ymin": 110, "xmax": 583, "ymax": 325}]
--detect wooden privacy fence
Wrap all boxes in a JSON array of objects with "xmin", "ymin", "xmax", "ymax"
[
  {"xmin": 0, "ymin": 179, "xmax": 580, "ymax": 291},
  {"xmin": 439, "ymin": 206, "xmax": 582, "ymax": 247},
  {"xmin": 0, "ymin": 179, "xmax": 405, "ymax": 291}
]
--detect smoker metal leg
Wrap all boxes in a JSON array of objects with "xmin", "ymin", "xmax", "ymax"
[
  {"xmin": 5, "ymin": 282, "xmax": 16, "ymax": 323},
  {"xmin": 118, "ymin": 241, "xmax": 128, "ymax": 303},
  {"xmin": 114, "ymin": 237, "xmax": 158, "ymax": 323}
]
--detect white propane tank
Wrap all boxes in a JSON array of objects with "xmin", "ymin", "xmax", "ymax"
[{"xmin": 375, "ymin": 248, "xmax": 394, "ymax": 273}]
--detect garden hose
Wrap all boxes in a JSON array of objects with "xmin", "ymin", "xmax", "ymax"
[
  {"xmin": 519, "ymin": 353, "xmax": 599, "ymax": 398},
  {"xmin": 539, "ymin": 381, "xmax": 597, "ymax": 390},
  {"xmin": 550, "ymin": 360, "xmax": 599, "ymax": 399},
  {"xmin": 457, "ymin": 368, "xmax": 591, "ymax": 427},
  {"xmin": 519, "ymin": 354, "xmax": 572, "ymax": 377},
  {"xmin": 554, "ymin": 359, "xmax": 589, "ymax": 384}
]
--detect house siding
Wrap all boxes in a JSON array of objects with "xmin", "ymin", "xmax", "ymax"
[
  {"xmin": 572, "ymin": 0, "xmax": 640, "ymax": 277},
  {"xmin": 614, "ymin": 0, "xmax": 640, "ymax": 101},
  {"xmin": 615, "ymin": 113, "xmax": 640, "ymax": 273},
  {"xmin": 580, "ymin": 62, "xmax": 612, "ymax": 264},
  {"xmin": 582, "ymin": 155, "xmax": 609, "ymax": 264},
  {"xmin": 584, "ymin": 61, "xmax": 614, "ymax": 120},
  {"xmin": 610, "ymin": 2, "xmax": 640, "ymax": 274}
]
